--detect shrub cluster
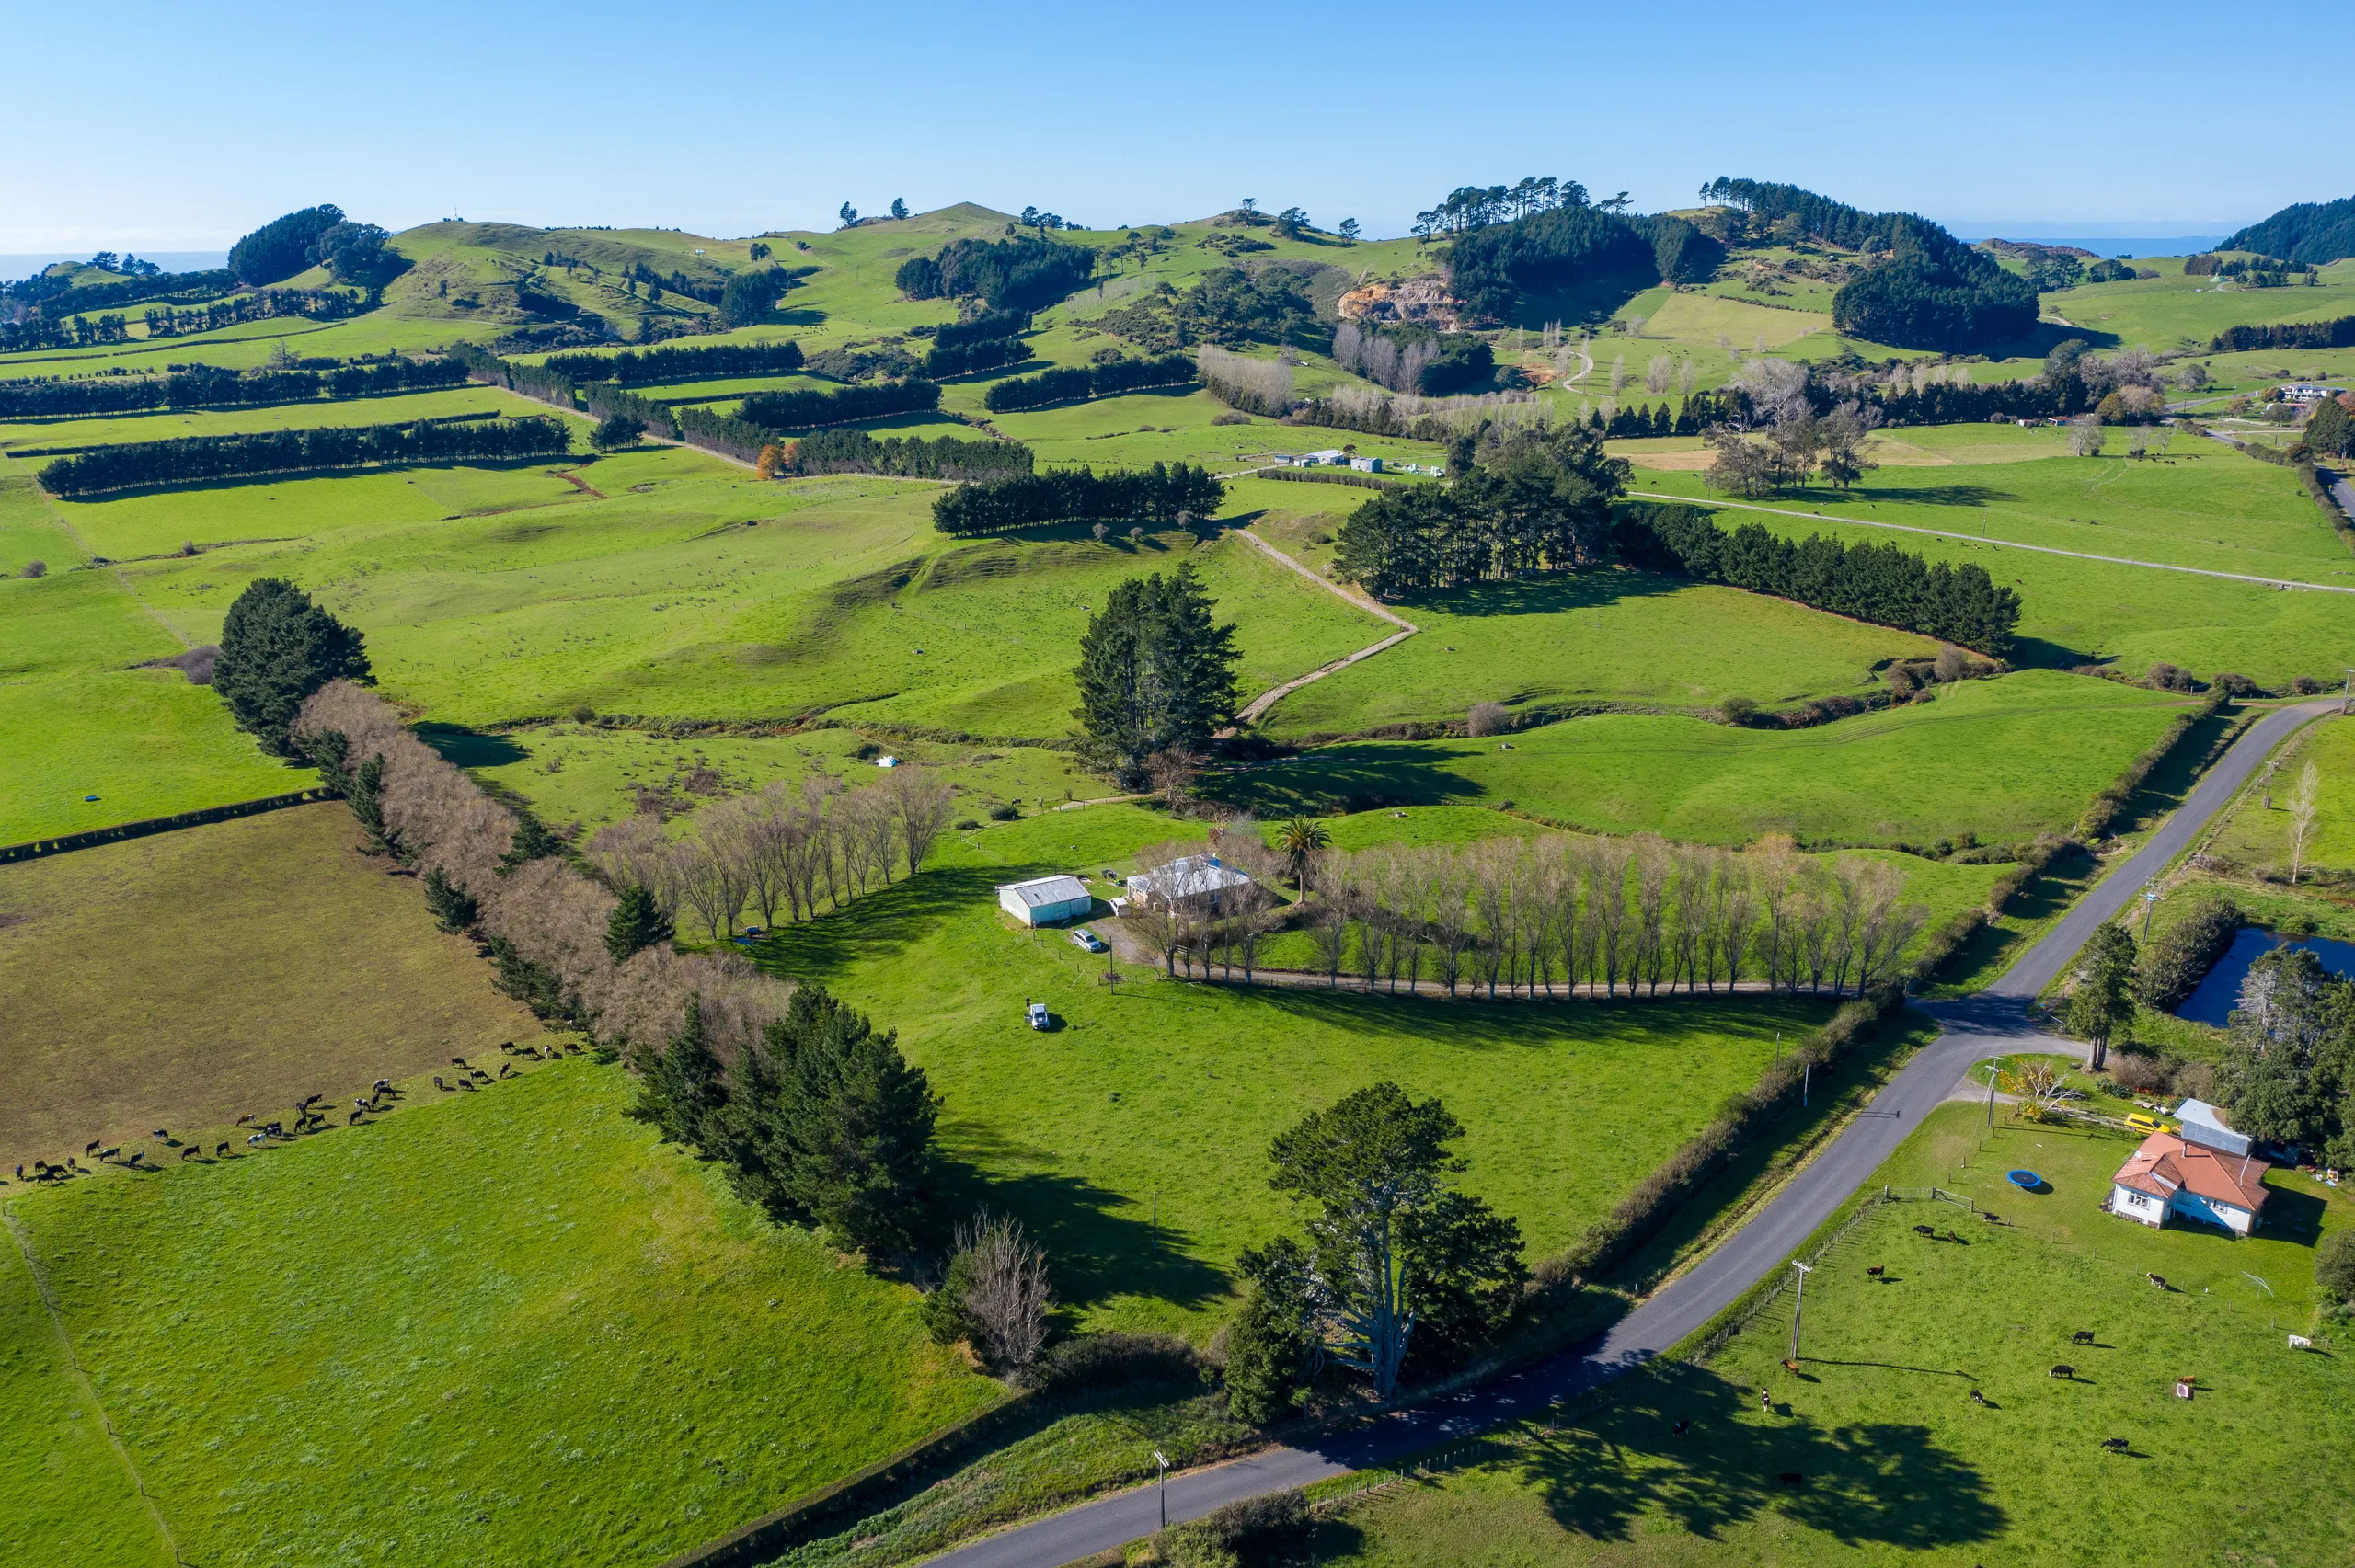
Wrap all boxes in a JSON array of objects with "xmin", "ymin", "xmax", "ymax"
[
  {"xmin": 980, "ymin": 353, "xmax": 1195, "ymax": 412},
  {"xmin": 40, "ymin": 416, "xmax": 570, "ymax": 496},
  {"xmin": 932, "ymin": 463, "xmax": 1223, "ymax": 535},
  {"xmin": 789, "ymin": 427, "xmax": 1032, "ymax": 481},
  {"xmin": 2138, "ymin": 891, "xmax": 2242, "ymax": 1010},
  {"xmin": 737, "ymin": 378, "xmax": 942, "ymax": 430},
  {"xmin": 1612, "ymin": 500, "xmax": 2021, "ymax": 656},
  {"xmin": 922, "ymin": 336, "xmax": 1034, "ymax": 378}
]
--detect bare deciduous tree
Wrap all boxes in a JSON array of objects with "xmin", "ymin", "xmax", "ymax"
[
  {"xmin": 2288, "ymin": 760, "xmax": 2321, "ymax": 885},
  {"xmin": 953, "ymin": 1209, "xmax": 1052, "ymax": 1373}
]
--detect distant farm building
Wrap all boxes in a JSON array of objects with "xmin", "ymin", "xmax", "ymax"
[
  {"xmin": 2108, "ymin": 1129, "xmax": 2270, "ymax": 1236},
  {"xmin": 1350, "ymin": 455, "xmax": 1384, "ymax": 473},
  {"xmin": 1121, "ymin": 853, "xmax": 1253, "ymax": 915},
  {"xmin": 2279, "ymin": 383, "xmax": 2347, "ymax": 404},
  {"xmin": 997, "ymin": 874, "xmax": 1093, "ymax": 927},
  {"xmin": 1298, "ymin": 449, "xmax": 1349, "ymax": 466}
]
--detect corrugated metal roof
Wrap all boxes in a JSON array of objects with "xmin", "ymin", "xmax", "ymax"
[{"xmin": 1000, "ymin": 875, "xmax": 1089, "ymax": 908}]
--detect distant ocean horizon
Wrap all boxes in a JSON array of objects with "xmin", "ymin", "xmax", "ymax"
[
  {"xmin": 1946, "ymin": 233, "xmax": 2227, "ymax": 258},
  {"xmin": 1, "ymin": 250, "xmax": 228, "ymax": 280}
]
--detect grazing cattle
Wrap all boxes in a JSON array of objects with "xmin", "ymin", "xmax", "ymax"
[
  {"xmin": 13, "ymin": 1165, "xmax": 22, "ymax": 1181},
  {"xmin": 2290, "ymin": 1334, "xmax": 2315, "ymax": 1350},
  {"xmin": 500, "ymin": 1041, "xmax": 514, "ymax": 1051},
  {"xmin": 2148, "ymin": 1274, "xmax": 2167, "ymax": 1289},
  {"xmin": 457, "ymin": 1079, "xmax": 477, "ymax": 1092},
  {"xmin": 350, "ymin": 1110, "xmax": 364, "ymax": 1126},
  {"xmin": 500, "ymin": 1064, "xmax": 514, "ymax": 1079},
  {"xmin": 236, "ymin": 1114, "xmax": 255, "ymax": 1127},
  {"xmin": 247, "ymin": 1133, "xmax": 265, "ymax": 1148},
  {"xmin": 452, "ymin": 1057, "xmax": 468, "ymax": 1068},
  {"xmin": 1866, "ymin": 1265, "xmax": 1885, "ymax": 1276},
  {"xmin": 1777, "ymin": 1473, "xmax": 1806, "ymax": 1488},
  {"xmin": 1758, "ymin": 1389, "xmax": 1773, "ymax": 1413},
  {"xmin": 181, "ymin": 1146, "xmax": 199, "ymax": 1162},
  {"xmin": 2101, "ymin": 1437, "xmax": 2129, "ymax": 1452},
  {"xmin": 86, "ymin": 1139, "xmax": 100, "ymax": 1155},
  {"xmin": 98, "ymin": 1147, "xmax": 120, "ymax": 1162},
  {"xmin": 2072, "ymin": 1330, "xmax": 2096, "ymax": 1346},
  {"xmin": 124, "ymin": 1151, "xmax": 144, "ymax": 1168},
  {"xmin": 151, "ymin": 1128, "xmax": 168, "ymax": 1140},
  {"xmin": 434, "ymin": 1076, "xmax": 448, "ymax": 1091},
  {"xmin": 564, "ymin": 1042, "xmax": 581, "ymax": 1055},
  {"xmin": 2050, "ymin": 1365, "xmax": 2074, "ymax": 1379},
  {"xmin": 1913, "ymin": 1224, "xmax": 1936, "ymax": 1236},
  {"xmin": 215, "ymin": 1142, "xmax": 230, "ymax": 1158},
  {"xmin": 1671, "ymin": 1419, "xmax": 1691, "ymax": 1436},
  {"xmin": 373, "ymin": 1079, "xmax": 391, "ymax": 1094},
  {"xmin": 1782, "ymin": 1358, "xmax": 1800, "ymax": 1373},
  {"xmin": 1969, "ymin": 1389, "xmax": 1987, "ymax": 1406},
  {"xmin": 264, "ymin": 1121, "xmax": 283, "ymax": 1136}
]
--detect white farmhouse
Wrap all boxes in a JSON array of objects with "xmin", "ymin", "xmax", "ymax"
[
  {"xmin": 2108, "ymin": 1129, "xmax": 2271, "ymax": 1236},
  {"xmin": 1123, "ymin": 853, "xmax": 1252, "ymax": 915},
  {"xmin": 996, "ymin": 874, "xmax": 1093, "ymax": 927}
]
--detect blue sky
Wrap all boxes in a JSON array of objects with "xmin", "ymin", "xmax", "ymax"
[{"xmin": 5, "ymin": 0, "xmax": 2347, "ymax": 252}]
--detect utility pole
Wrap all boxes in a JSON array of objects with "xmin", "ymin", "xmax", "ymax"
[
  {"xmin": 2342, "ymin": 668, "xmax": 2354, "ymax": 716},
  {"xmin": 1802, "ymin": 1060, "xmax": 1811, "ymax": 1108},
  {"xmin": 2141, "ymin": 885, "xmax": 2159, "ymax": 941},
  {"xmin": 1154, "ymin": 1449, "xmax": 1170, "ymax": 1529},
  {"xmin": 1788, "ymin": 1261, "xmax": 1814, "ymax": 1362},
  {"xmin": 1986, "ymin": 1065, "xmax": 1997, "ymax": 1128}
]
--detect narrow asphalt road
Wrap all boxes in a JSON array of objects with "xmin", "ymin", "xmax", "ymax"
[{"xmin": 929, "ymin": 699, "xmax": 2340, "ymax": 1567}]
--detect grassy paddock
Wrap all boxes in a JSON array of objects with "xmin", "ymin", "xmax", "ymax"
[
  {"xmin": 1216, "ymin": 670, "xmax": 2185, "ymax": 849},
  {"xmin": 0, "ymin": 1061, "xmax": 999, "ymax": 1568},
  {"xmin": 0, "ymin": 803, "xmax": 535, "ymax": 1171},
  {"xmin": 748, "ymin": 808, "xmax": 1835, "ymax": 1335},
  {"xmin": 1304, "ymin": 1100, "xmax": 2355, "ymax": 1567}
]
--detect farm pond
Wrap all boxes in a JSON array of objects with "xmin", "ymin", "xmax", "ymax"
[{"xmin": 2177, "ymin": 926, "xmax": 2355, "ymax": 1026}]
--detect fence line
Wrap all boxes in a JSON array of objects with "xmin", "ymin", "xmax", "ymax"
[
  {"xmin": 1689, "ymin": 1190, "xmax": 1922, "ymax": 1365},
  {"xmin": 0, "ymin": 788, "xmax": 335, "ymax": 864}
]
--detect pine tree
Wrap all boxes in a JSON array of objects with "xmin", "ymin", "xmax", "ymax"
[
  {"xmin": 626, "ymin": 998, "xmax": 728, "ymax": 1150},
  {"xmin": 213, "ymin": 577, "xmax": 371, "ymax": 756},
  {"xmin": 347, "ymin": 753, "xmax": 389, "ymax": 853},
  {"xmin": 1225, "ymin": 1237, "xmax": 1320, "ymax": 1425},
  {"xmin": 606, "ymin": 884, "xmax": 673, "ymax": 963},
  {"xmin": 1073, "ymin": 563, "xmax": 1240, "ymax": 787},
  {"xmin": 500, "ymin": 812, "xmax": 565, "ymax": 871},
  {"xmin": 422, "ymin": 865, "xmax": 478, "ymax": 933},
  {"xmin": 718, "ymin": 984, "xmax": 940, "ymax": 1253}
]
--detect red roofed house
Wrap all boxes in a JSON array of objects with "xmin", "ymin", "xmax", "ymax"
[{"xmin": 2108, "ymin": 1130, "xmax": 2271, "ymax": 1236}]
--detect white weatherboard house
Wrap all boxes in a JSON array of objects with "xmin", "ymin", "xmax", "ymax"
[
  {"xmin": 997, "ymin": 875, "xmax": 1092, "ymax": 927},
  {"xmin": 1124, "ymin": 853, "xmax": 1252, "ymax": 914},
  {"xmin": 2108, "ymin": 1129, "xmax": 2271, "ymax": 1236}
]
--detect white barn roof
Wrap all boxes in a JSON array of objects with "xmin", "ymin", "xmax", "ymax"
[{"xmin": 1000, "ymin": 874, "xmax": 1090, "ymax": 909}]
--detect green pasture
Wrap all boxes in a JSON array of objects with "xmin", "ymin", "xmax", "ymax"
[
  {"xmin": 1307, "ymin": 1101, "xmax": 2355, "ymax": 1568},
  {"xmin": 1213, "ymin": 670, "xmax": 2185, "ymax": 849},
  {"xmin": 2047, "ymin": 255, "xmax": 2355, "ymax": 349},
  {"xmin": 0, "ymin": 1062, "xmax": 999, "ymax": 1568},
  {"xmin": 79, "ymin": 448, "xmax": 1380, "ymax": 737},
  {"xmin": 0, "ymin": 384, "xmax": 536, "ymax": 453},
  {"xmin": 751, "ymin": 806, "xmax": 1832, "ymax": 1334},
  {"xmin": 461, "ymin": 721, "xmax": 1096, "ymax": 839},
  {"xmin": 0, "ymin": 311, "xmax": 500, "ymax": 381},
  {"xmin": 2208, "ymin": 711, "xmax": 2355, "ymax": 877}
]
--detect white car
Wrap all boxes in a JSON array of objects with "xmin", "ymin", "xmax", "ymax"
[
  {"xmin": 1069, "ymin": 928, "xmax": 1107, "ymax": 953},
  {"xmin": 1026, "ymin": 1001, "xmax": 1051, "ymax": 1031}
]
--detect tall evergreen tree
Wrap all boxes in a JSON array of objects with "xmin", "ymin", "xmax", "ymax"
[
  {"xmin": 626, "ymin": 998, "xmax": 728, "ymax": 1150},
  {"xmin": 718, "ymin": 983, "xmax": 941, "ymax": 1253},
  {"xmin": 422, "ymin": 865, "xmax": 478, "ymax": 933},
  {"xmin": 1224, "ymin": 1236, "xmax": 1322, "ymax": 1425},
  {"xmin": 213, "ymin": 578, "xmax": 371, "ymax": 756},
  {"xmin": 2066, "ymin": 924, "xmax": 2138, "ymax": 1070},
  {"xmin": 606, "ymin": 885, "xmax": 673, "ymax": 963},
  {"xmin": 1073, "ymin": 563, "xmax": 1241, "ymax": 786}
]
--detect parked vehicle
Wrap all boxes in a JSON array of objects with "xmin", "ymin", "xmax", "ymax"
[
  {"xmin": 1027, "ymin": 1001, "xmax": 1051, "ymax": 1030},
  {"xmin": 1069, "ymin": 928, "xmax": 1107, "ymax": 953}
]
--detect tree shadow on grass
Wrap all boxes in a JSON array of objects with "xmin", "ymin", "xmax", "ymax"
[
  {"xmin": 2006, "ymin": 635, "xmax": 2100, "ymax": 670},
  {"xmin": 754, "ymin": 867, "xmax": 1006, "ymax": 980},
  {"xmin": 414, "ymin": 721, "xmax": 530, "ymax": 769},
  {"xmin": 1515, "ymin": 1359, "xmax": 2005, "ymax": 1550},
  {"xmin": 1388, "ymin": 568, "xmax": 1687, "ymax": 622},
  {"xmin": 1202, "ymin": 742, "xmax": 1477, "ymax": 818},
  {"xmin": 1197, "ymin": 978, "xmax": 1826, "ymax": 1051},
  {"xmin": 930, "ymin": 1144, "xmax": 1232, "ymax": 1314},
  {"xmin": 1837, "ymin": 484, "xmax": 2023, "ymax": 510}
]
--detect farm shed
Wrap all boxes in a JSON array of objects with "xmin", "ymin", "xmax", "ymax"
[
  {"xmin": 997, "ymin": 874, "xmax": 1092, "ymax": 927},
  {"xmin": 2108, "ymin": 1130, "xmax": 2271, "ymax": 1236},
  {"xmin": 1124, "ymin": 853, "xmax": 1252, "ymax": 915},
  {"xmin": 2173, "ymin": 1097, "xmax": 2252, "ymax": 1158}
]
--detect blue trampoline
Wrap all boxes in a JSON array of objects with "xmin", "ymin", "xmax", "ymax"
[{"xmin": 2006, "ymin": 1169, "xmax": 2044, "ymax": 1191}]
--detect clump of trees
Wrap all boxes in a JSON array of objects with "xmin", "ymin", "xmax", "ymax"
[
  {"xmin": 737, "ymin": 379, "xmax": 942, "ymax": 431},
  {"xmin": 1443, "ymin": 204, "xmax": 1658, "ymax": 326},
  {"xmin": 585, "ymin": 766, "xmax": 956, "ymax": 940},
  {"xmin": 1074, "ymin": 562, "xmax": 1241, "ymax": 788},
  {"xmin": 980, "ymin": 353, "xmax": 1195, "ymax": 413},
  {"xmin": 787, "ymin": 427, "xmax": 1032, "ymax": 482},
  {"xmin": 922, "ymin": 336, "xmax": 1034, "ymax": 378},
  {"xmin": 2214, "ymin": 945, "xmax": 2355, "ymax": 1170},
  {"xmin": 1331, "ymin": 421, "xmax": 1628, "ymax": 595},
  {"xmin": 895, "ymin": 235, "xmax": 1095, "ymax": 311},
  {"xmin": 214, "ymin": 578, "xmax": 373, "ymax": 756},
  {"xmin": 2136, "ymin": 892, "xmax": 2242, "ymax": 1010},
  {"xmin": 1614, "ymin": 500, "xmax": 2020, "ymax": 657},
  {"xmin": 627, "ymin": 981, "xmax": 944, "ymax": 1257},
  {"xmin": 40, "ymin": 416, "xmax": 570, "ymax": 496},
  {"xmin": 1097, "ymin": 267, "xmax": 1326, "ymax": 352},
  {"xmin": 1196, "ymin": 346, "xmax": 1296, "ymax": 417},
  {"xmin": 1227, "ymin": 1082, "xmax": 1525, "ymax": 1413},
  {"xmin": 932, "ymin": 308, "xmax": 1031, "ymax": 349},
  {"xmin": 0, "ymin": 357, "xmax": 465, "ymax": 420},
  {"xmin": 1332, "ymin": 320, "xmax": 1494, "ymax": 395},
  {"xmin": 2065, "ymin": 924, "xmax": 2139, "ymax": 1070},
  {"xmin": 934, "ymin": 462, "xmax": 1222, "ymax": 536},
  {"xmin": 228, "ymin": 203, "xmax": 350, "ymax": 286},
  {"xmin": 718, "ymin": 267, "xmax": 792, "ymax": 326}
]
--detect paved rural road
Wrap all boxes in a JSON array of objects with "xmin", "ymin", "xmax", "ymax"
[
  {"xmin": 929, "ymin": 698, "xmax": 2342, "ymax": 1568},
  {"xmin": 1626, "ymin": 490, "xmax": 2355, "ymax": 596}
]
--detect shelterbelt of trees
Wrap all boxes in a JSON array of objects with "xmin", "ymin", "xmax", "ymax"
[
  {"xmin": 932, "ymin": 463, "xmax": 1223, "ymax": 534},
  {"xmin": 40, "ymin": 416, "xmax": 571, "ymax": 496},
  {"xmin": 0, "ymin": 357, "xmax": 465, "ymax": 419}
]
